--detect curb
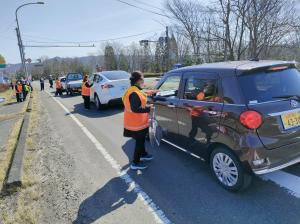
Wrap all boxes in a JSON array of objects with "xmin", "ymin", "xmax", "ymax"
[{"xmin": 4, "ymin": 93, "xmax": 32, "ymax": 189}]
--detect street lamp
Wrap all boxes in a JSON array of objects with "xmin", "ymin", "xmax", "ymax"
[{"xmin": 15, "ymin": 2, "xmax": 44, "ymax": 79}]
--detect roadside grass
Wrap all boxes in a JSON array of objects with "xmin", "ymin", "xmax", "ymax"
[
  {"xmin": 0, "ymin": 91, "xmax": 41, "ymax": 224},
  {"xmin": 0, "ymin": 97, "xmax": 28, "ymax": 188},
  {"xmin": 0, "ymin": 118, "xmax": 23, "ymax": 188},
  {"xmin": 0, "ymin": 88, "xmax": 15, "ymax": 106}
]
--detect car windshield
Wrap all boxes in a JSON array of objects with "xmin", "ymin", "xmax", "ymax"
[
  {"xmin": 238, "ymin": 68, "xmax": 300, "ymax": 103},
  {"xmin": 101, "ymin": 71, "xmax": 130, "ymax": 80},
  {"xmin": 67, "ymin": 73, "xmax": 82, "ymax": 81}
]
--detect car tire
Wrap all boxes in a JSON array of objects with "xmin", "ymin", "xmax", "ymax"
[
  {"xmin": 95, "ymin": 94, "xmax": 103, "ymax": 110},
  {"xmin": 210, "ymin": 147, "xmax": 252, "ymax": 191}
]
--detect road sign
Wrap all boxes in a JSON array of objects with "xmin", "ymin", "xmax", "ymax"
[{"xmin": 0, "ymin": 64, "xmax": 6, "ymax": 68}]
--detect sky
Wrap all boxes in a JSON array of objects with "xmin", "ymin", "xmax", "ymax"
[{"xmin": 0, "ymin": 0, "xmax": 169, "ymax": 64}]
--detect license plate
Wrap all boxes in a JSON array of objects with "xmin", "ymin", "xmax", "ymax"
[{"xmin": 281, "ymin": 111, "xmax": 300, "ymax": 130}]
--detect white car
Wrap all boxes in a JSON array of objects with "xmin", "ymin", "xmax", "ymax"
[
  {"xmin": 59, "ymin": 76, "xmax": 66, "ymax": 92},
  {"xmin": 90, "ymin": 71, "xmax": 130, "ymax": 109}
]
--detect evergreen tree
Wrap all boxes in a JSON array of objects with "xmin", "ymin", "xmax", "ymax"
[{"xmin": 104, "ymin": 45, "xmax": 117, "ymax": 70}]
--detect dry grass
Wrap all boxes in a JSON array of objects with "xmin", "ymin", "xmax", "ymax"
[
  {"xmin": 0, "ymin": 118, "xmax": 23, "ymax": 188},
  {"xmin": 0, "ymin": 95, "xmax": 28, "ymax": 188},
  {"xmin": 0, "ymin": 89, "xmax": 15, "ymax": 106},
  {"xmin": 0, "ymin": 91, "xmax": 42, "ymax": 224}
]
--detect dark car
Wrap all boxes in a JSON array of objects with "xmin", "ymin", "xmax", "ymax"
[{"xmin": 149, "ymin": 60, "xmax": 300, "ymax": 191}]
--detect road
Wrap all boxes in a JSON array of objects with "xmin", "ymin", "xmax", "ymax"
[{"xmin": 37, "ymin": 82, "xmax": 300, "ymax": 224}]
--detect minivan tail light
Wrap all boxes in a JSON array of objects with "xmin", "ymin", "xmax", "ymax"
[
  {"xmin": 101, "ymin": 84, "xmax": 114, "ymax": 89},
  {"xmin": 240, "ymin": 111, "xmax": 262, "ymax": 129}
]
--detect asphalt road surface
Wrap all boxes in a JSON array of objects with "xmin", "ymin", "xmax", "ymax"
[{"xmin": 37, "ymin": 81, "xmax": 300, "ymax": 224}]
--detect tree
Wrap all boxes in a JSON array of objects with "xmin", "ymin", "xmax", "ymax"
[
  {"xmin": 104, "ymin": 45, "xmax": 117, "ymax": 70},
  {"xmin": 119, "ymin": 51, "xmax": 129, "ymax": 71},
  {"xmin": 0, "ymin": 54, "xmax": 6, "ymax": 64},
  {"xmin": 244, "ymin": 0, "xmax": 298, "ymax": 58}
]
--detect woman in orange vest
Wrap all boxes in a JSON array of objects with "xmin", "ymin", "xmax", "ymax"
[
  {"xmin": 123, "ymin": 71, "xmax": 153, "ymax": 170},
  {"xmin": 55, "ymin": 78, "xmax": 63, "ymax": 96},
  {"xmin": 81, "ymin": 75, "xmax": 93, "ymax": 109}
]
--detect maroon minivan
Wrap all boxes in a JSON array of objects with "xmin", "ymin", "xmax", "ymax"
[{"xmin": 149, "ymin": 60, "xmax": 300, "ymax": 191}]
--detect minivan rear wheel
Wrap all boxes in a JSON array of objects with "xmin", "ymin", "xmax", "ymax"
[{"xmin": 210, "ymin": 147, "xmax": 252, "ymax": 191}]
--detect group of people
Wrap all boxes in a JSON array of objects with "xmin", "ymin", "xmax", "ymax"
[
  {"xmin": 80, "ymin": 71, "xmax": 154, "ymax": 170},
  {"xmin": 15, "ymin": 79, "xmax": 32, "ymax": 103},
  {"xmin": 40, "ymin": 76, "xmax": 63, "ymax": 97}
]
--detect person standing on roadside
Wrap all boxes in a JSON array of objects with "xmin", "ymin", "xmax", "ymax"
[
  {"xmin": 15, "ymin": 80, "xmax": 23, "ymax": 102},
  {"xmin": 49, "ymin": 75, "xmax": 54, "ymax": 88},
  {"xmin": 55, "ymin": 77, "xmax": 63, "ymax": 96},
  {"xmin": 81, "ymin": 74, "xmax": 93, "ymax": 109},
  {"xmin": 123, "ymin": 71, "xmax": 153, "ymax": 170},
  {"xmin": 40, "ymin": 77, "xmax": 45, "ymax": 91}
]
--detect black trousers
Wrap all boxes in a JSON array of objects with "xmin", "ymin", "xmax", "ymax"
[
  {"xmin": 16, "ymin": 93, "xmax": 22, "ymax": 102},
  {"xmin": 83, "ymin": 95, "xmax": 90, "ymax": 109},
  {"xmin": 55, "ymin": 88, "xmax": 62, "ymax": 96},
  {"xmin": 133, "ymin": 129, "xmax": 148, "ymax": 164},
  {"xmin": 23, "ymin": 91, "xmax": 27, "ymax": 100},
  {"xmin": 40, "ymin": 83, "xmax": 44, "ymax": 91}
]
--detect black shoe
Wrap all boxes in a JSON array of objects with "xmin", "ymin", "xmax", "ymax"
[
  {"xmin": 140, "ymin": 154, "xmax": 153, "ymax": 161},
  {"xmin": 130, "ymin": 162, "xmax": 148, "ymax": 170}
]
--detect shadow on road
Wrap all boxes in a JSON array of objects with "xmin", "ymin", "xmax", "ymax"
[
  {"xmin": 121, "ymin": 139, "xmax": 136, "ymax": 171},
  {"xmin": 73, "ymin": 177, "xmax": 137, "ymax": 224},
  {"xmin": 68, "ymin": 102, "xmax": 123, "ymax": 118},
  {"xmin": 2, "ymin": 101, "xmax": 19, "ymax": 106}
]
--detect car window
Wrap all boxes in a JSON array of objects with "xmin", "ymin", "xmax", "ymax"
[
  {"xmin": 222, "ymin": 76, "xmax": 243, "ymax": 104},
  {"xmin": 101, "ymin": 71, "xmax": 130, "ymax": 80},
  {"xmin": 157, "ymin": 75, "xmax": 181, "ymax": 98},
  {"xmin": 67, "ymin": 73, "xmax": 82, "ymax": 80},
  {"xmin": 238, "ymin": 68, "xmax": 300, "ymax": 103},
  {"xmin": 184, "ymin": 75, "xmax": 219, "ymax": 102},
  {"xmin": 93, "ymin": 75, "xmax": 103, "ymax": 83}
]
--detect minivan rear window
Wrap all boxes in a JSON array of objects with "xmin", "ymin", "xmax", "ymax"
[
  {"xmin": 102, "ymin": 71, "xmax": 130, "ymax": 80},
  {"xmin": 238, "ymin": 68, "xmax": 300, "ymax": 103}
]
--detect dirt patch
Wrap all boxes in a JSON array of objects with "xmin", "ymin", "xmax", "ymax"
[{"xmin": 0, "ymin": 91, "xmax": 84, "ymax": 224}]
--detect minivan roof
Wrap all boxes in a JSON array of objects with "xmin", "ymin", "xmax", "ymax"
[{"xmin": 173, "ymin": 60, "xmax": 297, "ymax": 75}]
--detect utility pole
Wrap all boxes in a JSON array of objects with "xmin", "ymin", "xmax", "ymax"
[
  {"xmin": 15, "ymin": 27, "xmax": 27, "ymax": 77},
  {"xmin": 15, "ymin": 2, "xmax": 44, "ymax": 80}
]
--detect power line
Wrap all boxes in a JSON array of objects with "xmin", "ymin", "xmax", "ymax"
[
  {"xmin": 24, "ymin": 44, "xmax": 95, "ymax": 48},
  {"xmin": 23, "ymin": 29, "xmax": 163, "ymax": 44},
  {"xmin": 131, "ymin": 0, "xmax": 165, "ymax": 12},
  {"xmin": 114, "ymin": 0, "xmax": 171, "ymax": 18}
]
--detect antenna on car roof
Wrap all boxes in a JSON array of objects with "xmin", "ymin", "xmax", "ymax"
[{"xmin": 249, "ymin": 58, "xmax": 259, "ymax": 61}]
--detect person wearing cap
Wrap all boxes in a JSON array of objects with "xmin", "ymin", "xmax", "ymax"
[{"xmin": 123, "ymin": 71, "xmax": 153, "ymax": 170}]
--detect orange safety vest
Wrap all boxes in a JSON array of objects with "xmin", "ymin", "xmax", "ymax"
[
  {"xmin": 55, "ymin": 80, "xmax": 62, "ymax": 89},
  {"xmin": 123, "ymin": 86, "xmax": 149, "ymax": 131},
  {"xmin": 16, "ymin": 84, "xmax": 22, "ymax": 93},
  {"xmin": 81, "ymin": 81, "xmax": 90, "ymax": 96}
]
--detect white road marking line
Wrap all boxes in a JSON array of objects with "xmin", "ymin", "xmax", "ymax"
[
  {"xmin": 45, "ymin": 91, "xmax": 171, "ymax": 224},
  {"xmin": 261, "ymin": 170, "xmax": 300, "ymax": 198}
]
